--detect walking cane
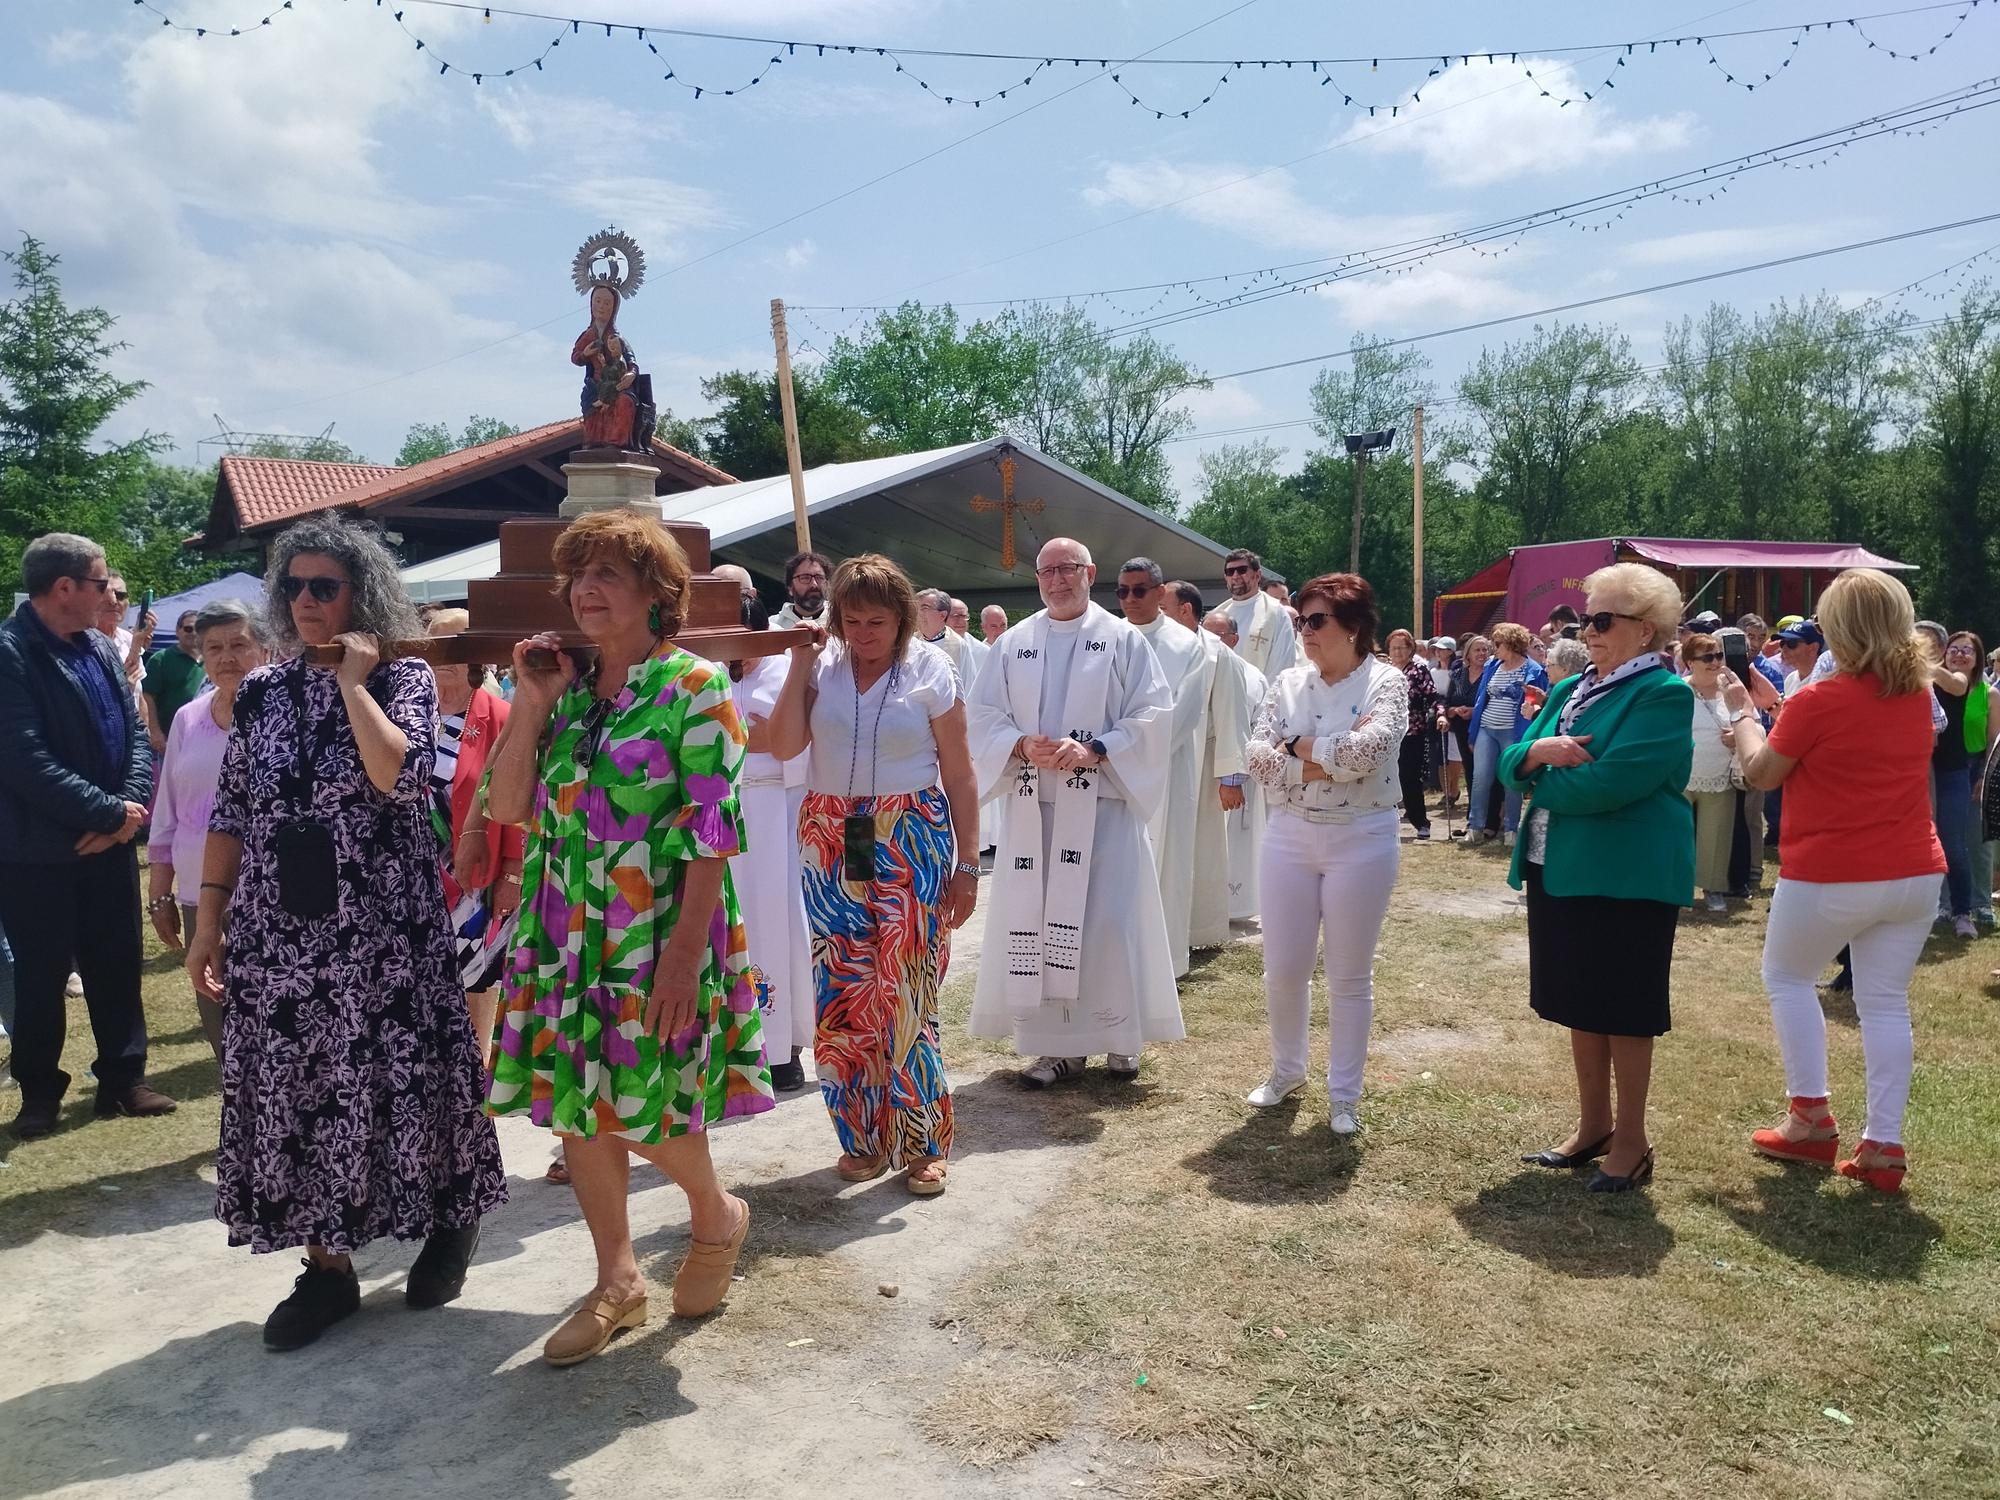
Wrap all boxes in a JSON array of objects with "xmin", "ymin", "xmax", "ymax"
[{"xmin": 1436, "ymin": 713, "xmax": 1453, "ymax": 841}]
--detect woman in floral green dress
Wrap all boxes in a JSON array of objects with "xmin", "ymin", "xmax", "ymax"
[{"xmin": 485, "ymin": 508, "xmax": 773, "ymax": 1367}]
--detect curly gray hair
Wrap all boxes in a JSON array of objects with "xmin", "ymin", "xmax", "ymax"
[{"xmin": 263, "ymin": 514, "xmax": 422, "ymax": 652}]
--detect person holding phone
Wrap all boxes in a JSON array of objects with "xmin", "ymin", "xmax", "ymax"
[
  {"xmin": 483, "ymin": 508, "xmax": 771, "ymax": 1366},
  {"xmin": 186, "ymin": 514, "xmax": 505, "ymax": 1351},
  {"xmin": 764, "ymin": 554, "xmax": 980, "ymax": 1197},
  {"xmin": 1682, "ymin": 633, "xmax": 1742, "ymax": 913}
]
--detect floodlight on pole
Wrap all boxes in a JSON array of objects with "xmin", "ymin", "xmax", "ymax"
[{"xmin": 1342, "ymin": 428, "xmax": 1396, "ymax": 573}]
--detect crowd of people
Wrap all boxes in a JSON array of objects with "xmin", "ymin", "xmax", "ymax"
[{"xmin": 2, "ymin": 514, "xmax": 1993, "ymax": 1362}]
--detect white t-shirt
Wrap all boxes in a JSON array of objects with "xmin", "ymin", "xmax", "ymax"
[{"xmin": 807, "ymin": 636, "xmax": 961, "ymax": 797}]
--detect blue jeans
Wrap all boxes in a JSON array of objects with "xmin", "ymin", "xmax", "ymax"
[
  {"xmin": 1935, "ymin": 764, "xmax": 1973, "ymax": 918},
  {"xmin": 1471, "ymin": 723, "xmax": 1524, "ymax": 834}
]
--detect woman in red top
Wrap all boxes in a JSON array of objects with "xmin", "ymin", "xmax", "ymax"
[{"xmin": 1724, "ymin": 570, "xmax": 1945, "ymax": 1193}]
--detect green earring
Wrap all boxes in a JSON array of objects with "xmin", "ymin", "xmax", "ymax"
[{"xmin": 648, "ymin": 602, "xmax": 663, "ymax": 634}]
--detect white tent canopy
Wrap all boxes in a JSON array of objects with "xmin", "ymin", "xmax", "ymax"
[{"xmin": 399, "ymin": 438, "xmax": 1251, "ymax": 609}]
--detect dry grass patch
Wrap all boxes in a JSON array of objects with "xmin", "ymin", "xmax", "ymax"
[{"xmin": 933, "ymin": 845, "xmax": 2000, "ymax": 1500}]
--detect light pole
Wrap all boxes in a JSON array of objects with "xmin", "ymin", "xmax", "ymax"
[{"xmin": 1342, "ymin": 427, "xmax": 1396, "ymax": 574}]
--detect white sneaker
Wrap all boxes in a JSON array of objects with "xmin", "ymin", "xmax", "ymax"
[
  {"xmin": 1329, "ymin": 1104, "xmax": 1362, "ymax": 1137},
  {"xmin": 1705, "ymin": 893, "xmax": 1728, "ymax": 913},
  {"xmin": 1503, "ymin": 831, "xmax": 1517, "ymax": 849},
  {"xmin": 1463, "ymin": 830, "xmax": 1489, "ymax": 847},
  {"xmin": 65, "ymin": 972, "xmax": 84, "ymax": 997},
  {"xmin": 1019, "ymin": 1056, "xmax": 1085, "ymax": 1089},
  {"xmin": 1105, "ymin": 1053, "xmax": 1141, "ymax": 1079},
  {"xmin": 1247, "ymin": 1075, "xmax": 1306, "ymax": 1108}
]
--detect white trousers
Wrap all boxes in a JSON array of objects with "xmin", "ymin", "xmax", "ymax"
[
  {"xmin": 1257, "ymin": 808, "xmax": 1400, "ymax": 1105},
  {"xmin": 1761, "ymin": 874, "xmax": 1934, "ymax": 1145}
]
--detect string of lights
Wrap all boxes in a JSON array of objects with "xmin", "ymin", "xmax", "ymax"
[{"xmin": 125, "ymin": 0, "xmax": 1990, "ymax": 119}]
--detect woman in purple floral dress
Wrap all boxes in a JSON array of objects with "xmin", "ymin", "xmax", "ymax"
[{"xmin": 184, "ymin": 515, "xmax": 507, "ymax": 1352}]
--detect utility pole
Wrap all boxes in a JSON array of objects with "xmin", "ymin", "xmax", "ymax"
[
  {"xmin": 770, "ymin": 298, "xmax": 811, "ymax": 554},
  {"xmin": 1349, "ymin": 449, "xmax": 1367, "ymax": 575},
  {"xmin": 1411, "ymin": 404, "xmax": 1426, "ymax": 636}
]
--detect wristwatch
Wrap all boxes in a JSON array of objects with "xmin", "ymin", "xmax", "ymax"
[
  {"xmin": 953, "ymin": 860, "xmax": 981, "ymax": 878},
  {"xmin": 1086, "ymin": 738, "xmax": 1109, "ymax": 761}
]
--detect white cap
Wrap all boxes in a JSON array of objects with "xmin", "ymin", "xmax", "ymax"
[{"xmin": 1430, "ymin": 635, "xmax": 1457, "ymax": 650}]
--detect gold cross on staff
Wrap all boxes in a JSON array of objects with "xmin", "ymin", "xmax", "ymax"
[{"xmin": 968, "ymin": 455, "xmax": 1045, "ymax": 571}]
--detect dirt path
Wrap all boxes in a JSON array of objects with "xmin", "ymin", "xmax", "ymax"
[{"xmin": 0, "ymin": 900, "xmax": 1145, "ymax": 1499}]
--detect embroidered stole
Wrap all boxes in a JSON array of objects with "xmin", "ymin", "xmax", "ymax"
[{"xmin": 1000, "ymin": 610, "xmax": 1117, "ymax": 1015}]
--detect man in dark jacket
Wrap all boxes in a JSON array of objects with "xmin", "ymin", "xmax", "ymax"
[{"xmin": 0, "ymin": 533, "xmax": 175, "ymax": 1138}]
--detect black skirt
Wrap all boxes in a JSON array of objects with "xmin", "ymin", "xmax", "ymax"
[{"xmin": 1524, "ymin": 861, "xmax": 1679, "ymax": 1038}]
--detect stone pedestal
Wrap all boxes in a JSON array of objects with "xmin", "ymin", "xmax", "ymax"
[{"xmin": 558, "ymin": 459, "xmax": 664, "ymax": 518}]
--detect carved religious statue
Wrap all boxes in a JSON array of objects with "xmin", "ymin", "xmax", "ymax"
[{"xmin": 570, "ymin": 228, "xmax": 658, "ymax": 453}]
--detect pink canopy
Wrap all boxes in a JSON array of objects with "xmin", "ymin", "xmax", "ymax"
[{"xmin": 1619, "ymin": 538, "xmax": 1914, "ymax": 571}]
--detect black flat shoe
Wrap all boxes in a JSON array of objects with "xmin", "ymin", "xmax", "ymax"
[
  {"xmin": 769, "ymin": 1059, "xmax": 807, "ymax": 1094},
  {"xmin": 264, "ymin": 1260, "xmax": 361, "ymax": 1350},
  {"xmin": 1586, "ymin": 1147, "xmax": 1656, "ymax": 1194},
  {"xmin": 1521, "ymin": 1131, "xmax": 1613, "ymax": 1169},
  {"xmin": 406, "ymin": 1223, "xmax": 481, "ymax": 1309}
]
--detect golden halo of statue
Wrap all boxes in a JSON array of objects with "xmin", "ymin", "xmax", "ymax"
[{"xmin": 571, "ymin": 227, "xmax": 646, "ymax": 300}]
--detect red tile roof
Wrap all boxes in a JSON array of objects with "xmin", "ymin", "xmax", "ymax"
[
  {"xmin": 216, "ymin": 457, "xmax": 400, "ymax": 529},
  {"xmin": 209, "ymin": 420, "xmax": 734, "ymax": 541}
]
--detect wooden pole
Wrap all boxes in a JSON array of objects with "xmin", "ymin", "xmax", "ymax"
[
  {"xmin": 770, "ymin": 298, "xmax": 811, "ymax": 555},
  {"xmin": 1411, "ymin": 404, "xmax": 1426, "ymax": 636},
  {"xmin": 1349, "ymin": 448, "xmax": 1367, "ymax": 575}
]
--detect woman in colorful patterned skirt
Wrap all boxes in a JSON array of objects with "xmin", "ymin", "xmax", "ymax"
[
  {"xmin": 485, "ymin": 509, "xmax": 773, "ymax": 1367},
  {"xmin": 765, "ymin": 555, "xmax": 981, "ymax": 1196}
]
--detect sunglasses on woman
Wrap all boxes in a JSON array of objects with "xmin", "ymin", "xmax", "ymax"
[
  {"xmin": 575, "ymin": 696, "xmax": 614, "ymax": 769},
  {"xmin": 1298, "ymin": 611, "xmax": 1336, "ymax": 633},
  {"xmin": 1685, "ymin": 651, "xmax": 1723, "ymax": 664},
  {"xmin": 1581, "ymin": 610, "xmax": 1644, "ymax": 634},
  {"xmin": 279, "ymin": 576, "xmax": 350, "ymax": 604}
]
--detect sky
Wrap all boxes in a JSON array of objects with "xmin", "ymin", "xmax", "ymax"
[{"xmin": 3, "ymin": 0, "xmax": 1997, "ymax": 503}]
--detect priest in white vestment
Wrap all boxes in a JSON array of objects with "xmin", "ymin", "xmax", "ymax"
[
  {"xmin": 1222, "ymin": 548, "xmax": 1299, "ymax": 680},
  {"xmin": 1204, "ymin": 605, "xmax": 1268, "ymax": 922},
  {"xmin": 967, "ymin": 537, "xmax": 1183, "ymax": 1087},
  {"xmin": 1199, "ymin": 608, "xmax": 1266, "ymax": 942},
  {"xmin": 1117, "ymin": 559, "xmax": 1210, "ymax": 979},
  {"xmin": 919, "ymin": 588, "xmax": 991, "ymax": 860},
  {"xmin": 773, "ymin": 550, "xmax": 831, "ymax": 630}
]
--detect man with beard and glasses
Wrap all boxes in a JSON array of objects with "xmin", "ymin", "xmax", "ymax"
[{"xmin": 774, "ymin": 551, "xmax": 831, "ymax": 630}]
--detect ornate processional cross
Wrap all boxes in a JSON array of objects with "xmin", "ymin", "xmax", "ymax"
[{"xmin": 968, "ymin": 455, "xmax": 1045, "ymax": 571}]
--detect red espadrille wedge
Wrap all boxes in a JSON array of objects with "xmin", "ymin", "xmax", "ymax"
[
  {"xmin": 1837, "ymin": 1139, "xmax": 1907, "ymax": 1194},
  {"xmin": 1751, "ymin": 1096, "xmax": 1840, "ymax": 1165}
]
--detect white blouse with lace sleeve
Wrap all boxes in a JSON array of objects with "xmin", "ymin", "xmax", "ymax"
[{"xmin": 1245, "ymin": 658, "xmax": 1408, "ymax": 822}]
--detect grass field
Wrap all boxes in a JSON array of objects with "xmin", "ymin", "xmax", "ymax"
[{"xmin": 4, "ymin": 842, "xmax": 1997, "ymax": 1498}]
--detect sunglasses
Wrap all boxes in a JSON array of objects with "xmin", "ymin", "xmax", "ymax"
[
  {"xmin": 108, "ymin": 587, "xmax": 129, "ymax": 603},
  {"xmin": 72, "ymin": 575, "xmax": 111, "ymax": 593},
  {"xmin": 575, "ymin": 696, "xmax": 614, "ymax": 770},
  {"xmin": 1298, "ymin": 611, "xmax": 1336, "ymax": 633},
  {"xmin": 1222, "ymin": 564, "xmax": 1254, "ymax": 577},
  {"xmin": 279, "ymin": 576, "xmax": 350, "ymax": 604},
  {"xmin": 1115, "ymin": 583, "xmax": 1153, "ymax": 599},
  {"xmin": 1581, "ymin": 610, "xmax": 1644, "ymax": 634},
  {"xmin": 1686, "ymin": 651, "xmax": 1723, "ymax": 664}
]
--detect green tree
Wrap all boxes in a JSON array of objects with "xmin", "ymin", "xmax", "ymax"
[
  {"xmin": 1904, "ymin": 285, "xmax": 2000, "ymax": 640},
  {"xmin": 693, "ymin": 367, "xmax": 886, "ymax": 481},
  {"xmin": 1051, "ymin": 331, "xmax": 1207, "ymax": 513},
  {"xmin": 0, "ymin": 235, "xmax": 164, "ymax": 587},
  {"xmin": 1456, "ymin": 323, "xmax": 1640, "ymax": 544},
  {"xmin": 823, "ymin": 302, "xmax": 1037, "ymax": 451},
  {"xmin": 396, "ymin": 414, "xmax": 521, "ymax": 466}
]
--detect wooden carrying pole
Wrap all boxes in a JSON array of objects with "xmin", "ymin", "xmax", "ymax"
[
  {"xmin": 770, "ymin": 298, "xmax": 812, "ymax": 555},
  {"xmin": 1411, "ymin": 403, "xmax": 1426, "ymax": 637}
]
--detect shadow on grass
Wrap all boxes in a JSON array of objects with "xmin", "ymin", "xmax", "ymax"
[
  {"xmin": 0, "ymin": 1147, "xmax": 216, "ymax": 1252},
  {"xmin": 1716, "ymin": 1166, "xmax": 1944, "ymax": 1281},
  {"xmin": 1452, "ymin": 1168, "xmax": 1674, "ymax": 1278},
  {"xmin": 1182, "ymin": 1100, "xmax": 1361, "ymax": 1206}
]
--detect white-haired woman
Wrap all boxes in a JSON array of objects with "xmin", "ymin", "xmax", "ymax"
[
  {"xmin": 1725, "ymin": 570, "xmax": 1945, "ymax": 1193},
  {"xmin": 1502, "ymin": 563, "xmax": 1693, "ymax": 1193},
  {"xmin": 186, "ymin": 515, "xmax": 506, "ymax": 1350}
]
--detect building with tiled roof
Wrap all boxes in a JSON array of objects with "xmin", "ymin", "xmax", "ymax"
[{"xmin": 197, "ymin": 419, "xmax": 734, "ymax": 567}]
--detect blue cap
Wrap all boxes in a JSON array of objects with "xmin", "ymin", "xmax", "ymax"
[{"xmin": 1776, "ymin": 621, "xmax": 1824, "ymax": 647}]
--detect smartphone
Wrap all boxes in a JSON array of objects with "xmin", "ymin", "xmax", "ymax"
[
  {"xmin": 1718, "ymin": 627, "xmax": 1752, "ymax": 687},
  {"xmin": 137, "ymin": 587, "xmax": 153, "ymax": 622}
]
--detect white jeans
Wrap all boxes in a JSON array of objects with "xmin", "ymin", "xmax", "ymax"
[
  {"xmin": 1761, "ymin": 874, "xmax": 1934, "ymax": 1145},
  {"xmin": 1258, "ymin": 808, "xmax": 1400, "ymax": 1105}
]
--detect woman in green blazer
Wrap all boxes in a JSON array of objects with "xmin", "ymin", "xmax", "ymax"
[{"xmin": 1498, "ymin": 563, "xmax": 1695, "ymax": 1194}]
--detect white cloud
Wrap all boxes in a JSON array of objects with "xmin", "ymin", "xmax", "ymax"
[
  {"xmin": 1618, "ymin": 223, "xmax": 1856, "ymax": 268},
  {"xmin": 1313, "ymin": 261, "xmax": 1544, "ymax": 331},
  {"xmin": 1083, "ymin": 161, "xmax": 1447, "ymax": 256},
  {"xmin": 1337, "ymin": 56, "xmax": 1695, "ymax": 188},
  {"xmin": 781, "ymin": 239, "xmax": 818, "ymax": 271}
]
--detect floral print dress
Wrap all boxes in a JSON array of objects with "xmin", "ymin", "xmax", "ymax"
[
  {"xmin": 487, "ymin": 647, "xmax": 774, "ymax": 1142},
  {"xmin": 210, "ymin": 657, "xmax": 508, "ymax": 1255}
]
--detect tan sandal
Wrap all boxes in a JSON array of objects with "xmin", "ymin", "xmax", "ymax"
[
  {"xmin": 672, "ymin": 1199, "xmax": 750, "ymax": 1318},
  {"xmin": 835, "ymin": 1154, "xmax": 888, "ymax": 1182},
  {"xmin": 905, "ymin": 1158, "xmax": 948, "ymax": 1197},
  {"xmin": 542, "ymin": 1288, "xmax": 648, "ymax": 1367}
]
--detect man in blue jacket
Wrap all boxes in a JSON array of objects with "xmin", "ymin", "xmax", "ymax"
[{"xmin": 0, "ymin": 533, "xmax": 175, "ymax": 1138}]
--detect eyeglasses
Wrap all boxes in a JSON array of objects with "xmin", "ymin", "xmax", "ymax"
[
  {"xmin": 1946, "ymin": 643, "xmax": 1975, "ymax": 657},
  {"xmin": 71, "ymin": 575, "xmax": 111, "ymax": 593},
  {"xmin": 1035, "ymin": 562, "xmax": 1088, "ymax": 581},
  {"xmin": 1298, "ymin": 611, "xmax": 1336, "ymax": 633},
  {"xmin": 1685, "ymin": 651, "xmax": 1723, "ymax": 664},
  {"xmin": 575, "ymin": 697, "xmax": 614, "ymax": 769},
  {"xmin": 1222, "ymin": 564, "xmax": 1254, "ymax": 577},
  {"xmin": 1581, "ymin": 610, "xmax": 1644, "ymax": 635},
  {"xmin": 791, "ymin": 573, "xmax": 826, "ymax": 587},
  {"xmin": 279, "ymin": 576, "xmax": 349, "ymax": 604},
  {"xmin": 1114, "ymin": 583, "xmax": 1153, "ymax": 599}
]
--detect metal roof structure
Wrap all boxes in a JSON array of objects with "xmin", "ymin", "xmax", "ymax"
[{"xmin": 401, "ymin": 438, "xmax": 1247, "ymax": 606}]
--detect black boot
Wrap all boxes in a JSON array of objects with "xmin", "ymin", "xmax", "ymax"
[
  {"xmin": 10, "ymin": 1095, "xmax": 63, "ymax": 1140},
  {"xmin": 264, "ymin": 1259, "xmax": 361, "ymax": 1350},
  {"xmin": 769, "ymin": 1049, "xmax": 807, "ymax": 1094},
  {"xmin": 406, "ymin": 1222, "xmax": 481, "ymax": 1309}
]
